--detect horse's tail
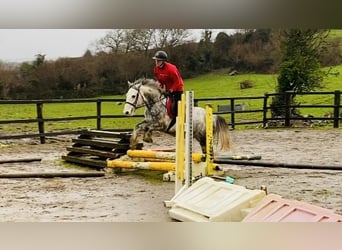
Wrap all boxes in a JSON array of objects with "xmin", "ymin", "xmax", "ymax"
[{"xmin": 214, "ymin": 115, "xmax": 231, "ymax": 151}]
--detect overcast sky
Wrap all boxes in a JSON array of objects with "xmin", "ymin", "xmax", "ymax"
[
  {"xmin": 0, "ymin": 29, "xmax": 235, "ymax": 63},
  {"xmin": 0, "ymin": 29, "xmax": 111, "ymax": 63}
]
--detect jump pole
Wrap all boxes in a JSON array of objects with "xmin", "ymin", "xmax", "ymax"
[
  {"xmin": 126, "ymin": 150, "xmax": 205, "ymax": 163},
  {"xmin": 205, "ymin": 104, "xmax": 214, "ymax": 175},
  {"xmin": 165, "ymin": 91, "xmax": 194, "ymax": 207},
  {"xmin": 214, "ymin": 159, "xmax": 342, "ymax": 171},
  {"xmin": 175, "ymin": 92, "xmax": 187, "ymax": 193},
  {"xmin": 184, "ymin": 91, "xmax": 194, "ymax": 188},
  {"xmin": 164, "ymin": 92, "xmax": 223, "ymax": 208},
  {"xmin": 106, "ymin": 160, "xmax": 175, "ymax": 171}
]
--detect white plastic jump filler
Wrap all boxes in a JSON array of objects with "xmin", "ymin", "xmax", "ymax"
[{"xmin": 164, "ymin": 91, "xmax": 266, "ymax": 222}]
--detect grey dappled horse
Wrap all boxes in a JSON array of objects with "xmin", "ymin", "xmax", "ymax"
[{"xmin": 123, "ymin": 78, "xmax": 230, "ymax": 153}]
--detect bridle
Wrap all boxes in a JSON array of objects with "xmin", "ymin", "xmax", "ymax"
[
  {"xmin": 125, "ymin": 85, "xmax": 145, "ymax": 110},
  {"xmin": 125, "ymin": 84, "xmax": 167, "ymax": 114}
]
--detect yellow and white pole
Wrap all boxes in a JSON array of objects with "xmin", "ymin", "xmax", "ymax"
[
  {"xmin": 126, "ymin": 150, "xmax": 205, "ymax": 163},
  {"xmin": 107, "ymin": 160, "xmax": 175, "ymax": 171},
  {"xmin": 205, "ymin": 104, "xmax": 214, "ymax": 176},
  {"xmin": 175, "ymin": 93, "xmax": 185, "ymax": 193}
]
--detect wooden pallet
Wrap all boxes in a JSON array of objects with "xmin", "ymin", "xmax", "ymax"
[{"xmin": 62, "ymin": 129, "xmax": 142, "ymax": 168}]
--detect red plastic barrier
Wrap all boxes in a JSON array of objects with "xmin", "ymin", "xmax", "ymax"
[{"xmin": 242, "ymin": 194, "xmax": 342, "ymax": 222}]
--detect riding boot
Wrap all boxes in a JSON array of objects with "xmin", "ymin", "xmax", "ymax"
[
  {"xmin": 171, "ymin": 91, "xmax": 183, "ymax": 117},
  {"xmin": 166, "ymin": 91, "xmax": 183, "ymax": 132}
]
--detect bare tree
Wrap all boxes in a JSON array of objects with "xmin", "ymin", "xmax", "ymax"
[
  {"xmin": 153, "ymin": 29, "xmax": 190, "ymax": 48},
  {"xmin": 96, "ymin": 29, "xmax": 125, "ymax": 53},
  {"xmin": 200, "ymin": 29, "xmax": 212, "ymax": 43},
  {"xmin": 137, "ymin": 29, "xmax": 155, "ymax": 54},
  {"xmin": 153, "ymin": 29, "xmax": 168, "ymax": 48},
  {"xmin": 168, "ymin": 29, "xmax": 191, "ymax": 46},
  {"xmin": 122, "ymin": 29, "xmax": 139, "ymax": 53},
  {"xmin": 128, "ymin": 29, "xmax": 155, "ymax": 53},
  {"xmin": 95, "ymin": 29, "xmax": 190, "ymax": 54}
]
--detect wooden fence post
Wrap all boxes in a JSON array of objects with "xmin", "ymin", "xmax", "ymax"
[
  {"xmin": 36, "ymin": 102, "xmax": 45, "ymax": 144},
  {"xmin": 263, "ymin": 93, "xmax": 269, "ymax": 128},
  {"xmin": 333, "ymin": 90, "xmax": 341, "ymax": 128},
  {"xmin": 284, "ymin": 92, "xmax": 291, "ymax": 127},
  {"xmin": 96, "ymin": 100, "xmax": 102, "ymax": 130},
  {"xmin": 230, "ymin": 98, "xmax": 235, "ymax": 130}
]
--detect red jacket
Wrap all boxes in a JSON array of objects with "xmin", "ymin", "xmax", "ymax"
[{"xmin": 154, "ymin": 62, "xmax": 184, "ymax": 92}]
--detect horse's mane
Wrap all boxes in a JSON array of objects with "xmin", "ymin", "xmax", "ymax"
[
  {"xmin": 141, "ymin": 78, "xmax": 158, "ymax": 87},
  {"xmin": 127, "ymin": 78, "xmax": 164, "ymax": 104},
  {"xmin": 136, "ymin": 78, "xmax": 163, "ymax": 94}
]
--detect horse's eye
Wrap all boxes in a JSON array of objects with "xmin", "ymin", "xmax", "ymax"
[{"xmin": 132, "ymin": 95, "xmax": 136, "ymax": 98}]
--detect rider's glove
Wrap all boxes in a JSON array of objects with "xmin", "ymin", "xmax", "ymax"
[{"xmin": 163, "ymin": 91, "xmax": 172, "ymax": 98}]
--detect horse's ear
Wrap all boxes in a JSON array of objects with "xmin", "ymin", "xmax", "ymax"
[{"xmin": 128, "ymin": 81, "xmax": 133, "ymax": 88}]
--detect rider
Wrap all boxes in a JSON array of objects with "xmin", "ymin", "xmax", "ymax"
[{"xmin": 152, "ymin": 50, "xmax": 184, "ymax": 129}]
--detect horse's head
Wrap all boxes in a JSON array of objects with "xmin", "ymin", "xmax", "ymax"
[
  {"xmin": 123, "ymin": 80, "xmax": 144, "ymax": 116},
  {"xmin": 123, "ymin": 78, "xmax": 164, "ymax": 116}
]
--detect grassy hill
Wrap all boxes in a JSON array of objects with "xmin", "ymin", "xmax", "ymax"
[
  {"xmin": 327, "ymin": 29, "xmax": 342, "ymax": 44},
  {"xmin": 1, "ymin": 64, "xmax": 341, "ymax": 134},
  {"xmin": 185, "ymin": 65, "xmax": 342, "ymax": 98},
  {"xmin": 111, "ymin": 65, "xmax": 342, "ymax": 129}
]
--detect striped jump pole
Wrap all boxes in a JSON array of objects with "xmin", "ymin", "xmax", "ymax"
[
  {"xmin": 205, "ymin": 104, "xmax": 215, "ymax": 176},
  {"xmin": 175, "ymin": 92, "xmax": 186, "ymax": 193},
  {"xmin": 126, "ymin": 150, "xmax": 205, "ymax": 163},
  {"xmin": 107, "ymin": 160, "xmax": 175, "ymax": 171}
]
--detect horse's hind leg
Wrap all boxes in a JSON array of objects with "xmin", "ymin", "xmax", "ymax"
[{"xmin": 198, "ymin": 136, "xmax": 207, "ymax": 154}]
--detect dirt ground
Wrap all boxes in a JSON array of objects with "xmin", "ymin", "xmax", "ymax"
[{"xmin": 0, "ymin": 129, "xmax": 341, "ymax": 221}]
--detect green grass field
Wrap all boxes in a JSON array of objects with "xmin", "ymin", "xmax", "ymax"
[{"xmin": 1, "ymin": 64, "xmax": 342, "ymax": 134}]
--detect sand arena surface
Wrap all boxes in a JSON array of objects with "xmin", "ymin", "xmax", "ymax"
[{"xmin": 0, "ymin": 128, "xmax": 341, "ymax": 221}]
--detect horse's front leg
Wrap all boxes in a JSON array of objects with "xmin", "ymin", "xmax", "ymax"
[
  {"xmin": 130, "ymin": 127, "xmax": 139, "ymax": 149},
  {"xmin": 142, "ymin": 121, "xmax": 168, "ymax": 144},
  {"xmin": 142, "ymin": 121, "xmax": 160, "ymax": 143},
  {"xmin": 130, "ymin": 120, "xmax": 148, "ymax": 149},
  {"xmin": 142, "ymin": 121, "xmax": 167, "ymax": 144},
  {"xmin": 143, "ymin": 128, "xmax": 153, "ymax": 143}
]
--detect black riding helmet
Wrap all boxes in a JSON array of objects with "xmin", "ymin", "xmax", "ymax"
[{"xmin": 152, "ymin": 50, "xmax": 168, "ymax": 61}]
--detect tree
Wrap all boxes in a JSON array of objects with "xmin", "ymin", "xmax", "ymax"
[
  {"xmin": 128, "ymin": 29, "xmax": 155, "ymax": 54},
  {"xmin": 213, "ymin": 31, "xmax": 233, "ymax": 68},
  {"xmin": 270, "ymin": 29, "xmax": 329, "ymax": 117},
  {"xmin": 96, "ymin": 29, "xmax": 156, "ymax": 54},
  {"xmin": 196, "ymin": 30, "xmax": 214, "ymax": 72},
  {"xmin": 96, "ymin": 29, "xmax": 125, "ymax": 53},
  {"xmin": 167, "ymin": 29, "xmax": 191, "ymax": 47},
  {"xmin": 34, "ymin": 53, "xmax": 46, "ymax": 67},
  {"xmin": 152, "ymin": 29, "xmax": 190, "ymax": 48}
]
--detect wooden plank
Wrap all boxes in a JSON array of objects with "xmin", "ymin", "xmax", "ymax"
[
  {"xmin": 81, "ymin": 129, "xmax": 132, "ymax": 140},
  {"xmin": 0, "ymin": 158, "xmax": 42, "ymax": 164},
  {"xmin": 65, "ymin": 147, "xmax": 122, "ymax": 159},
  {"xmin": 71, "ymin": 138, "xmax": 130, "ymax": 149},
  {"xmin": 214, "ymin": 159, "xmax": 342, "ymax": 171},
  {"xmin": 61, "ymin": 155, "xmax": 106, "ymax": 168},
  {"xmin": 0, "ymin": 172, "xmax": 105, "ymax": 178},
  {"xmin": 0, "ymin": 130, "xmax": 81, "ymax": 140}
]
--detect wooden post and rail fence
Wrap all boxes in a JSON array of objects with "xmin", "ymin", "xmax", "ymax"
[{"xmin": 0, "ymin": 91, "xmax": 341, "ymax": 144}]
